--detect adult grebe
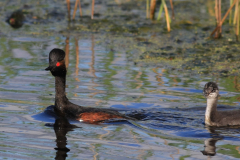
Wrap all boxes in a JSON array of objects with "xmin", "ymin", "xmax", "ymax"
[{"xmin": 45, "ymin": 48, "xmax": 135, "ymax": 123}]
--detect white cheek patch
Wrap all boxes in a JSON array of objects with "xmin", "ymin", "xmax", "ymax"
[
  {"xmin": 209, "ymin": 92, "xmax": 218, "ymax": 98},
  {"xmin": 209, "ymin": 93, "xmax": 214, "ymax": 97},
  {"xmin": 79, "ymin": 119, "xmax": 83, "ymax": 122}
]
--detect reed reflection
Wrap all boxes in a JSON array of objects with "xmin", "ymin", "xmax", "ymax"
[
  {"xmin": 75, "ymin": 38, "xmax": 80, "ymax": 82},
  {"xmin": 89, "ymin": 35, "xmax": 97, "ymax": 78},
  {"xmin": 88, "ymin": 35, "xmax": 103, "ymax": 106},
  {"xmin": 65, "ymin": 37, "xmax": 70, "ymax": 68},
  {"xmin": 152, "ymin": 67, "xmax": 164, "ymax": 86}
]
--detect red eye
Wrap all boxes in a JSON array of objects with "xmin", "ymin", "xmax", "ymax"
[{"xmin": 56, "ymin": 62, "xmax": 60, "ymax": 67}]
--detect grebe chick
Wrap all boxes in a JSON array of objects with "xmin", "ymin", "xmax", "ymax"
[
  {"xmin": 45, "ymin": 48, "xmax": 135, "ymax": 123},
  {"xmin": 203, "ymin": 82, "xmax": 240, "ymax": 126}
]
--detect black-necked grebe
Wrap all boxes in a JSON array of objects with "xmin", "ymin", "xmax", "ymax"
[{"xmin": 45, "ymin": 48, "xmax": 134, "ymax": 123}]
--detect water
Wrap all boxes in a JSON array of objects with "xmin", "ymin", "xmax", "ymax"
[
  {"xmin": 0, "ymin": 0, "xmax": 240, "ymax": 159},
  {"xmin": 0, "ymin": 34, "xmax": 239, "ymax": 159}
]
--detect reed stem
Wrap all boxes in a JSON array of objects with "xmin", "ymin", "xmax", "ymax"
[
  {"xmin": 79, "ymin": 0, "xmax": 82, "ymax": 17},
  {"xmin": 169, "ymin": 0, "xmax": 175, "ymax": 19},
  {"xmin": 230, "ymin": 0, "xmax": 233, "ymax": 24},
  {"xmin": 214, "ymin": 0, "xmax": 222, "ymax": 38},
  {"xmin": 91, "ymin": 0, "xmax": 95, "ymax": 19},
  {"xmin": 234, "ymin": 0, "xmax": 238, "ymax": 24},
  {"xmin": 150, "ymin": 0, "xmax": 157, "ymax": 20},
  {"xmin": 211, "ymin": 0, "xmax": 237, "ymax": 36},
  {"xmin": 214, "ymin": 0, "xmax": 219, "ymax": 38},
  {"xmin": 219, "ymin": 0, "xmax": 222, "ymax": 33},
  {"xmin": 157, "ymin": 3, "xmax": 164, "ymax": 20},
  {"xmin": 146, "ymin": 0, "xmax": 150, "ymax": 18},
  {"xmin": 236, "ymin": 0, "xmax": 239, "ymax": 41},
  {"xmin": 162, "ymin": 0, "xmax": 170, "ymax": 32},
  {"xmin": 73, "ymin": 0, "xmax": 79, "ymax": 20},
  {"xmin": 66, "ymin": 0, "xmax": 71, "ymax": 20}
]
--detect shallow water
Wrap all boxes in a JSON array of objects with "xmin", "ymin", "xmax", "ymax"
[{"xmin": 0, "ymin": 0, "xmax": 240, "ymax": 159}]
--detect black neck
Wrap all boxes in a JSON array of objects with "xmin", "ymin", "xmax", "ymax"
[{"xmin": 54, "ymin": 73, "xmax": 69, "ymax": 113}]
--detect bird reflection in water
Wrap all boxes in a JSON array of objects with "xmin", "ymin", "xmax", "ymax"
[
  {"xmin": 201, "ymin": 127, "xmax": 223, "ymax": 157},
  {"xmin": 201, "ymin": 138, "xmax": 221, "ymax": 156},
  {"xmin": 45, "ymin": 118, "xmax": 79, "ymax": 160}
]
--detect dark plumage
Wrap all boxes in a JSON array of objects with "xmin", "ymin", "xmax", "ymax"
[
  {"xmin": 46, "ymin": 48, "xmax": 135, "ymax": 123},
  {"xmin": 6, "ymin": 10, "xmax": 24, "ymax": 28}
]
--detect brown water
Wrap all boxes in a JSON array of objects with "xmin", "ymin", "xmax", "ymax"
[{"xmin": 0, "ymin": 0, "xmax": 240, "ymax": 159}]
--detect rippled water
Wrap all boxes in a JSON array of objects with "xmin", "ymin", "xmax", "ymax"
[
  {"xmin": 0, "ymin": 0, "xmax": 240, "ymax": 159},
  {"xmin": 0, "ymin": 34, "xmax": 239, "ymax": 160}
]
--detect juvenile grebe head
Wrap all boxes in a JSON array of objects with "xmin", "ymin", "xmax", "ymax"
[
  {"xmin": 203, "ymin": 82, "xmax": 240, "ymax": 126},
  {"xmin": 45, "ymin": 48, "xmax": 66, "ymax": 77},
  {"xmin": 203, "ymin": 82, "xmax": 219, "ymax": 99}
]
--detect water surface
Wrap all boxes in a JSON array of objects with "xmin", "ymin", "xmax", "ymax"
[{"xmin": 0, "ymin": 0, "xmax": 240, "ymax": 159}]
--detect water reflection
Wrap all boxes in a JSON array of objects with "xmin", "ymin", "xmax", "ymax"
[
  {"xmin": 75, "ymin": 38, "xmax": 80, "ymax": 82},
  {"xmin": 89, "ymin": 35, "xmax": 96, "ymax": 78},
  {"xmin": 65, "ymin": 37, "xmax": 70, "ymax": 68},
  {"xmin": 46, "ymin": 118, "xmax": 79, "ymax": 160},
  {"xmin": 202, "ymin": 138, "xmax": 220, "ymax": 157},
  {"xmin": 2, "ymin": 28, "xmax": 240, "ymax": 159},
  {"xmin": 201, "ymin": 126, "xmax": 240, "ymax": 158},
  {"xmin": 201, "ymin": 127, "xmax": 223, "ymax": 157}
]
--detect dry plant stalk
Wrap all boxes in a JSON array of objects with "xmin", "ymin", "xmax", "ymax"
[
  {"xmin": 73, "ymin": 0, "xmax": 79, "ymax": 20},
  {"xmin": 146, "ymin": 0, "xmax": 150, "ymax": 18},
  {"xmin": 150, "ymin": 0, "xmax": 157, "ymax": 20},
  {"xmin": 234, "ymin": 0, "xmax": 238, "ymax": 24},
  {"xmin": 211, "ymin": 0, "xmax": 237, "ymax": 37},
  {"xmin": 229, "ymin": 0, "xmax": 233, "ymax": 24},
  {"xmin": 66, "ymin": 0, "xmax": 71, "ymax": 20},
  {"xmin": 169, "ymin": 0, "xmax": 175, "ymax": 19},
  {"xmin": 218, "ymin": 0, "xmax": 222, "ymax": 33},
  {"xmin": 236, "ymin": 0, "xmax": 239, "ymax": 40},
  {"xmin": 79, "ymin": 0, "xmax": 82, "ymax": 17},
  {"xmin": 214, "ymin": 0, "xmax": 222, "ymax": 38},
  {"xmin": 163, "ymin": 0, "xmax": 171, "ymax": 32},
  {"xmin": 72, "ymin": 0, "xmax": 82, "ymax": 20},
  {"xmin": 91, "ymin": 0, "xmax": 95, "ymax": 19}
]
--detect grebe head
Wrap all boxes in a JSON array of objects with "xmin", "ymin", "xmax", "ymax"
[
  {"xmin": 203, "ymin": 82, "xmax": 219, "ymax": 99},
  {"xmin": 45, "ymin": 48, "xmax": 66, "ymax": 77}
]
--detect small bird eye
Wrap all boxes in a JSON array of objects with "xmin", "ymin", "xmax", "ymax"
[{"xmin": 56, "ymin": 62, "xmax": 60, "ymax": 67}]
